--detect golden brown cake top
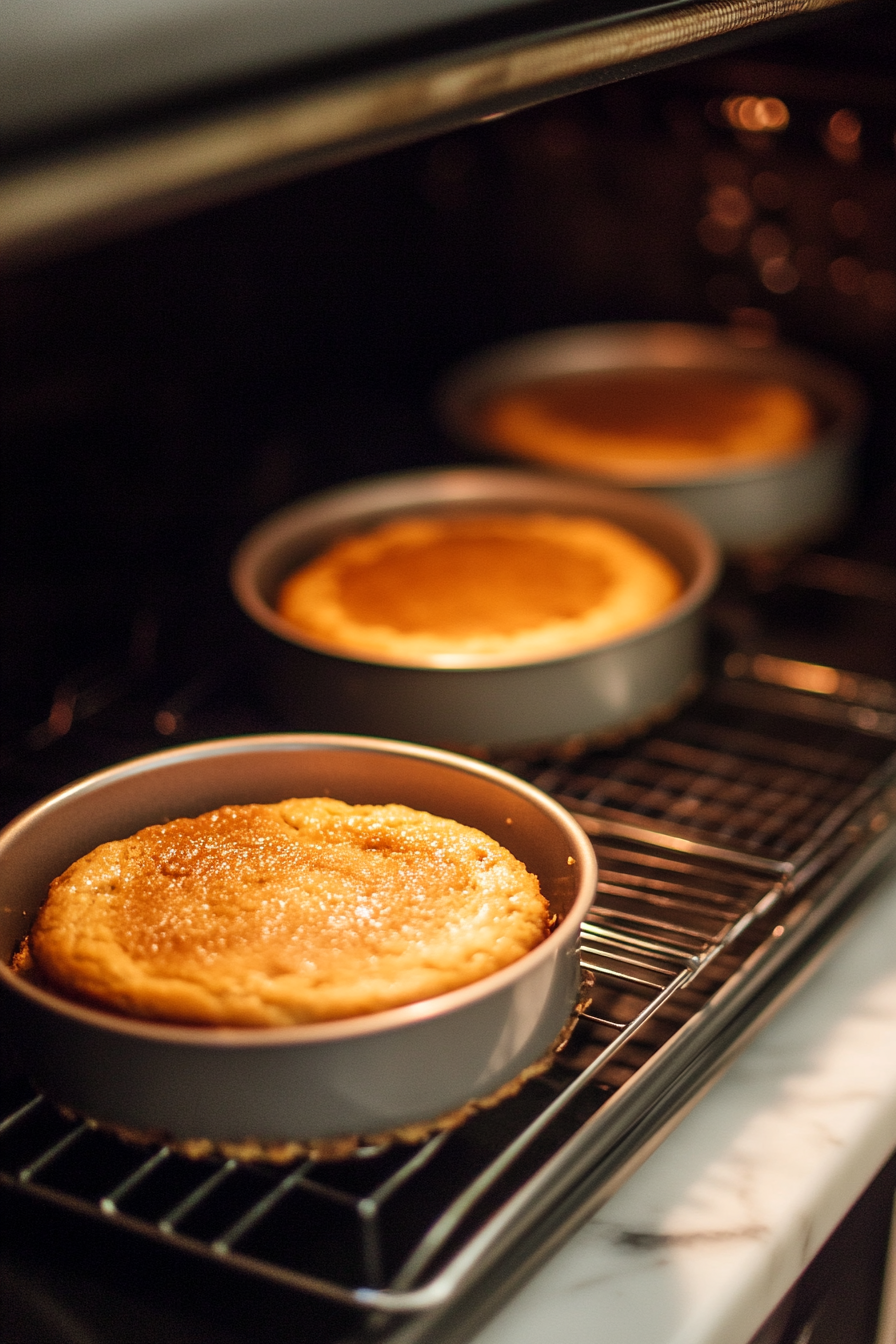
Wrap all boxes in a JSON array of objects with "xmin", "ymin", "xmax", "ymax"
[
  {"xmin": 478, "ymin": 369, "xmax": 817, "ymax": 482},
  {"xmin": 277, "ymin": 511, "xmax": 682, "ymax": 666},
  {"xmin": 27, "ymin": 798, "xmax": 548, "ymax": 1028}
]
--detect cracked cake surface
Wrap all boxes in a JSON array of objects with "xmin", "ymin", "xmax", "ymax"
[{"xmin": 26, "ymin": 797, "xmax": 548, "ymax": 1028}]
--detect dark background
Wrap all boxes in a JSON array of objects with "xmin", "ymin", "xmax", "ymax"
[{"xmin": 1, "ymin": 4, "xmax": 894, "ymax": 750}]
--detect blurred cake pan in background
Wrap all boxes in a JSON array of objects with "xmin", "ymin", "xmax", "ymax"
[
  {"xmin": 231, "ymin": 467, "xmax": 719, "ymax": 755},
  {"xmin": 437, "ymin": 323, "xmax": 866, "ymax": 553}
]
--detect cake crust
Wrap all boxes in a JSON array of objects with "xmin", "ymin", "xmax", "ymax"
[
  {"xmin": 27, "ymin": 798, "xmax": 548, "ymax": 1029},
  {"xmin": 479, "ymin": 369, "xmax": 816, "ymax": 483},
  {"xmin": 277, "ymin": 511, "xmax": 681, "ymax": 665}
]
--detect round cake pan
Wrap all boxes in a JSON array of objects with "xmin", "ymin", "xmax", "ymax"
[
  {"xmin": 0, "ymin": 734, "xmax": 596, "ymax": 1146},
  {"xmin": 437, "ymin": 323, "xmax": 866, "ymax": 553},
  {"xmin": 230, "ymin": 466, "xmax": 720, "ymax": 754}
]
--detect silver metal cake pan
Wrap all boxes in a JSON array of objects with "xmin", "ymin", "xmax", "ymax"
[
  {"xmin": 0, "ymin": 734, "xmax": 597, "ymax": 1146},
  {"xmin": 437, "ymin": 323, "xmax": 866, "ymax": 553},
  {"xmin": 230, "ymin": 467, "xmax": 720, "ymax": 754}
]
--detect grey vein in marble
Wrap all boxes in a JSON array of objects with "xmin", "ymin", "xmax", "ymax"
[{"xmin": 472, "ymin": 863, "xmax": 896, "ymax": 1344}]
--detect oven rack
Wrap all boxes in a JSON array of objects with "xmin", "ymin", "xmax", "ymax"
[{"xmin": 1, "ymin": 657, "xmax": 895, "ymax": 1338}]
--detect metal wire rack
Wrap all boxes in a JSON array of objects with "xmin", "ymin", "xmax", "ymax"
[{"xmin": 1, "ymin": 654, "xmax": 895, "ymax": 1341}]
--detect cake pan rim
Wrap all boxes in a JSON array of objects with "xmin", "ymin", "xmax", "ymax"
[
  {"xmin": 230, "ymin": 465, "xmax": 720, "ymax": 671},
  {"xmin": 0, "ymin": 731, "xmax": 597, "ymax": 1049},
  {"xmin": 436, "ymin": 320, "xmax": 866, "ymax": 490}
]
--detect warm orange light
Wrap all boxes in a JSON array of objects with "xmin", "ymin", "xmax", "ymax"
[
  {"xmin": 749, "ymin": 223, "xmax": 789, "ymax": 262},
  {"xmin": 706, "ymin": 184, "xmax": 753, "ymax": 227},
  {"xmin": 823, "ymin": 110, "xmax": 862, "ymax": 162},
  {"xmin": 752, "ymin": 654, "xmax": 840, "ymax": 695},
  {"xmin": 760, "ymin": 257, "xmax": 799, "ymax": 294},
  {"xmin": 722, "ymin": 96, "xmax": 789, "ymax": 132},
  {"xmin": 827, "ymin": 109, "xmax": 861, "ymax": 144}
]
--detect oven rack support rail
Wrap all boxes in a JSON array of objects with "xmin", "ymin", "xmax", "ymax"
[
  {"xmin": 0, "ymin": 0, "xmax": 859, "ymax": 266},
  {"xmin": 1, "ymin": 657, "xmax": 895, "ymax": 1327}
]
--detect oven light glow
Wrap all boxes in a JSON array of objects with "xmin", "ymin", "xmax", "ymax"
[
  {"xmin": 824, "ymin": 109, "xmax": 862, "ymax": 162},
  {"xmin": 827, "ymin": 108, "xmax": 861, "ymax": 144},
  {"xmin": 706, "ymin": 184, "xmax": 753, "ymax": 227},
  {"xmin": 752, "ymin": 654, "xmax": 840, "ymax": 696},
  {"xmin": 721, "ymin": 96, "xmax": 789, "ymax": 132},
  {"xmin": 760, "ymin": 256, "xmax": 799, "ymax": 294}
]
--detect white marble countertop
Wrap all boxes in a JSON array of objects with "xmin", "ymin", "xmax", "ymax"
[{"xmin": 471, "ymin": 859, "xmax": 896, "ymax": 1344}]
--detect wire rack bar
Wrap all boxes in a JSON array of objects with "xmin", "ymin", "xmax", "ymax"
[{"xmin": 1, "ymin": 665, "xmax": 894, "ymax": 1325}]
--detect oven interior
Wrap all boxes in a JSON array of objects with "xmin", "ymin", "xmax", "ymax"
[{"xmin": 1, "ymin": 7, "xmax": 895, "ymax": 1343}]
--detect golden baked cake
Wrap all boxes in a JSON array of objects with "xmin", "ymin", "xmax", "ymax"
[
  {"xmin": 26, "ymin": 798, "xmax": 548, "ymax": 1028},
  {"xmin": 478, "ymin": 369, "xmax": 816, "ymax": 482},
  {"xmin": 276, "ymin": 511, "xmax": 681, "ymax": 665}
]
